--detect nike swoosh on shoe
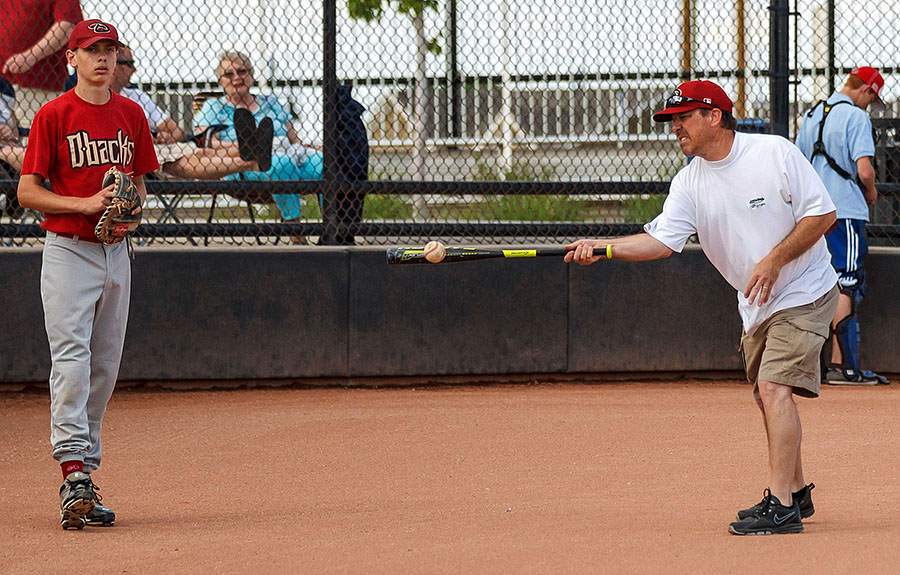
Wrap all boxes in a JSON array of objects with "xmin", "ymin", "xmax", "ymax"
[{"xmin": 773, "ymin": 512, "xmax": 796, "ymax": 524}]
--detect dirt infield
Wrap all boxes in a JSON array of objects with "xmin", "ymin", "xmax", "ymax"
[{"xmin": 2, "ymin": 380, "xmax": 899, "ymax": 574}]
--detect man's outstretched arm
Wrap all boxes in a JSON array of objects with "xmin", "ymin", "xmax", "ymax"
[{"xmin": 565, "ymin": 233, "xmax": 674, "ymax": 265}]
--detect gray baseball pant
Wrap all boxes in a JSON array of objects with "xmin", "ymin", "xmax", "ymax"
[{"xmin": 41, "ymin": 232, "xmax": 131, "ymax": 473}]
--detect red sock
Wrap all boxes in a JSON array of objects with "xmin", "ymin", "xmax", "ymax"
[{"xmin": 61, "ymin": 461, "xmax": 83, "ymax": 479}]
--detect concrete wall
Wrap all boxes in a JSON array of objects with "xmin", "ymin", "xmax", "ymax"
[{"xmin": 2, "ymin": 247, "xmax": 897, "ymax": 383}]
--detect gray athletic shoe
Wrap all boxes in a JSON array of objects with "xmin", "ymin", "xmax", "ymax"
[
  {"xmin": 59, "ymin": 472, "xmax": 95, "ymax": 530},
  {"xmin": 825, "ymin": 367, "xmax": 888, "ymax": 386}
]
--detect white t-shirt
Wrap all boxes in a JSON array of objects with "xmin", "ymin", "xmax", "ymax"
[
  {"xmin": 644, "ymin": 132, "xmax": 838, "ymax": 334},
  {"xmin": 121, "ymin": 86, "xmax": 167, "ymax": 130}
]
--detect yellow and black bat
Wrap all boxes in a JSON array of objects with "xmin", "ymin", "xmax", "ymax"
[{"xmin": 386, "ymin": 246, "xmax": 594, "ymax": 265}]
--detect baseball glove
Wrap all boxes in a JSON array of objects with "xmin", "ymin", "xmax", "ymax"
[{"xmin": 94, "ymin": 168, "xmax": 142, "ymax": 244}]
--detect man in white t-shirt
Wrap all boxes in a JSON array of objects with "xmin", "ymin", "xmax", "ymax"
[
  {"xmin": 111, "ymin": 45, "xmax": 184, "ymax": 143},
  {"xmin": 566, "ymin": 80, "xmax": 839, "ymax": 536}
]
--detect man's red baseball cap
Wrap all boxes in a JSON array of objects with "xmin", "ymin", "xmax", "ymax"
[
  {"xmin": 850, "ymin": 66, "xmax": 884, "ymax": 104},
  {"xmin": 68, "ymin": 19, "xmax": 125, "ymax": 51},
  {"xmin": 653, "ymin": 80, "xmax": 734, "ymax": 122}
]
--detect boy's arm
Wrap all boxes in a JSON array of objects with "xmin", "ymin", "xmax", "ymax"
[{"xmin": 17, "ymin": 174, "xmax": 113, "ymax": 215}]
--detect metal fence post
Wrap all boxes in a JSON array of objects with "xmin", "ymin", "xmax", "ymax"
[
  {"xmin": 321, "ymin": 0, "xmax": 339, "ymax": 245},
  {"xmin": 769, "ymin": 0, "xmax": 790, "ymax": 138},
  {"xmin": 827, "ymin": 0, "xmax": 836, "ymax": 95}
]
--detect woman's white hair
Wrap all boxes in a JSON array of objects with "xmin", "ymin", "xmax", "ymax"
[{"xmin": 216, "ymin": 50, "xmax": 254, "ymax": 79}]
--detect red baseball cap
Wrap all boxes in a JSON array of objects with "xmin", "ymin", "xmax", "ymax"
[
  {"xmin": 653, "ymin": 80, "xmax": 734, "ymax": 122},
  {"xmin": 68, "ymin": 19, "xmax": 125, "ymax": 51},
  {"xmin": 850, "ymin": 66, "xmax": 884, "ymax": 104}
]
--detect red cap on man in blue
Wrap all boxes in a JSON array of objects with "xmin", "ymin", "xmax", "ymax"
[
  {"xmin": 653, "ymin": 80, "xmax": 734, "ymax": 122},
  {"xmin": 850, "ymin": 66, "xmax": 884, "ymax": 105},
  {"xmin": 68, "ymin": 19, "xmax": 125, "ymax": 51}
]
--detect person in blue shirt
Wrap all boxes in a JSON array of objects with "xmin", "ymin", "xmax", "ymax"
[
  {"xmin": 195, "ymin": 51, "xmax": 322, "ymax": 229},
  {"xmin": 795, "ymin": 66, "xmax": 889, "ymax": 385}
]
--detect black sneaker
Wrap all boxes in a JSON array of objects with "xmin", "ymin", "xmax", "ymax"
[
  {"xmin": 234, "ymin": 108, "xmax": 258, "ymax": 162},
  {"xmin": 85, "ymin": 504, "xmax": 116, "ymax": 526},
  {"xmin": 736, "ymin": 483, "xmax": 815, "ymax": 520},
  {"xmin": 728, "ymin": 490, "xmax": 803, "ymax": 535},
  {"xmin": 254, "ymin": 117, "xmax": 274, "ymax": 172},
  {"xmin": 83, "ymin": 477, "xmax": 115, "ymax": 527},
  {"xmin": 59, "ymin": 471, "xmax": 95, "ymax": 530}
]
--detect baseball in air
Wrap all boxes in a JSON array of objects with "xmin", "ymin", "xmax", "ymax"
[{"xmin": 423, "ymin": 240, "xmax": 446, "ymax": 263}]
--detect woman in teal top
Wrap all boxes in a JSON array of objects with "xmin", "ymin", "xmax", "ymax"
[{"xmin": 195, "ymin": 51, "xmax": 322, "ymax": 221}]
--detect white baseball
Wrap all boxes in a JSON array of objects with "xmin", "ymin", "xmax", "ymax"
[{"xmin": 423, "ymin": 240, "xmax": 446, "ymax": 263}]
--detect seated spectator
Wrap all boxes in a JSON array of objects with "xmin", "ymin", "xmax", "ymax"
[
  {"xmin": 19, "ymin": 48, "xmax": 260, "ymax": 183},
  {"xmin": 0, "ymin": 76, "xmax": 17, "ymax": 141},
  {"xmin": 195, "ymin": 50, "xmax": 322, "ymax": 223},
  {"xmin": 108, "ymin": 45, "xmax": 261, "ymax": 180},
  {"xmin": 112, "ymin": 45, "xmax": 185, "ymax": 143},
  {"xmin": 0, "ymin": 76, "xmax": 23, "ymax": 216},
  {"xmin": 0, "ymin": 76, "xmax": 24, "ymax": 176}
]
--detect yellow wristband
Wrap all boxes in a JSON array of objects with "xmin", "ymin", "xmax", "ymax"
[{"xmin": 606, "ymin": 244, "xmax": 613, "ymax": 259}]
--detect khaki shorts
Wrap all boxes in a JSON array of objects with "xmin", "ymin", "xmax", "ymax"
[
  {"xmin": 741, "ymin": 284, "xmax": 839, "ymax": 400},
  {"xmin": 155, "ymin": 142, "xmax": 196, "ymax": 165},
  {"xmin": 148, "ymin": 142, "xmax": 197, "ymax": 179}
]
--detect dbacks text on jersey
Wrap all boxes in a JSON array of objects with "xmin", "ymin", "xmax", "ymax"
[{"xmin": 65, "ymin": 130, "xmax": 135, "ymax": 170}]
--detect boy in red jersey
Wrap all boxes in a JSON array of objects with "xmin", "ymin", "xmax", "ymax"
[{"xmin": 17, "ymin": 19, "xmax": 158, "ymax": 530}]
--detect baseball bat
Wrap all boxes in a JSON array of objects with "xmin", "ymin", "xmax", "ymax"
[{"xmin": 386, "ymin": 246, "xmax": 607, "ymax": 265}]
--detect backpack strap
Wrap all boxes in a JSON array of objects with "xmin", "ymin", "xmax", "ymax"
[{"xmin": 809, "ymin": 100, "xmax": 854, "ymax": 181}]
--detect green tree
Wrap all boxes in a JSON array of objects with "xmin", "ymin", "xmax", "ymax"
[
  {"xmin": 347, "ymin": 0, "xmax": 443, "ymax": 218},
  {"xmin": 347, "ymin": 0, "xmax": 442, "ymax": 54}
]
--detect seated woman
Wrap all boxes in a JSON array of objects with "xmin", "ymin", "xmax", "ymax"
[
  {"xmin": 194, "ymin": 50, "xmax": 322, "ymax": 222},
  {"xmin": 105, "ymin": 45, "xmax": 260, "ymax": 181}
]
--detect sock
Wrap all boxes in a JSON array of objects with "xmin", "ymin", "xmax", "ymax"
[{"xmin": 61, "ymin": 460, "xmax": 83, "ymax": 479}]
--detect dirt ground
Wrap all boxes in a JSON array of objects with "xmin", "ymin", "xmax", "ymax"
[{"xmin": 1, "ymin": 380, "xmax": 899, "ymax": 574}]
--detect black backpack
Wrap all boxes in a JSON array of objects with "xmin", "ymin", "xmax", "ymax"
[
  {"xmin": 322, "ymin": 83, "xmax": 369, "ymax": 245},
  {"xmin": 335, "ymin": 83, "xmax": 369, "ymax": 182}
]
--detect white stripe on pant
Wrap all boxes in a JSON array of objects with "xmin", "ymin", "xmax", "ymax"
[
  {"xmin": 41, "ymin": 232, "xmax": 131, "ymax": 473},
  {"xmin": 846, "ymin": 219, "xmax": 858, "ymax": 273}
]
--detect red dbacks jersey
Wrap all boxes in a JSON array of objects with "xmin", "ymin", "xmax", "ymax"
[{"xmin": 21, "ymin": 90, "xmax": 159, "ymax": 237}]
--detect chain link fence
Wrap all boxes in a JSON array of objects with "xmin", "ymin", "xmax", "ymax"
[{"xmin": 1, "ymin": 0, "xmax": 898, "ymax": 247}]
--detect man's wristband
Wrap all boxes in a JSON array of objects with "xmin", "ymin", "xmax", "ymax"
[{"xmin": 605, "ymin": 244, "xmax": 612, "ymax": 259}]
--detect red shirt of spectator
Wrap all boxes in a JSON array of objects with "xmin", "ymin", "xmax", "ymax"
[{"xmin": 0, "ymin": 0, "xmax": 84, "ymax": 90}]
